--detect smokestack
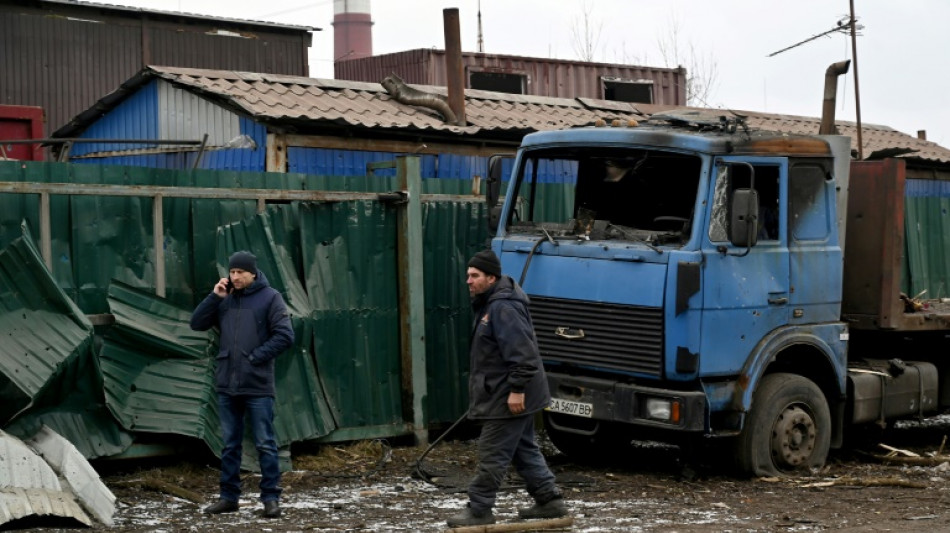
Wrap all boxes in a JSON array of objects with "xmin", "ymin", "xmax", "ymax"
[
  {"xmin": 333, "ymin": 0, "xmax": 373, "ymax": 63},
  {"xmin": 819, "ymin": 60, "xmax": 851, "ymax": 135},
  {"xmin": 443, "ymin": 8, "xmax": 466, "ymax": 126}
]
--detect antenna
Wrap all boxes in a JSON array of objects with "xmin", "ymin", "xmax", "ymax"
[
  {"xmin": 767, "ymin": 6, "xmax": 865, "ymax": 158},
  {"xmin": 766, "ymin": 16, "xmax": 862, "ymax": 58},
  {"xmin": 477, "ymin": 0, "xmax": 484, "ymax": 53}
]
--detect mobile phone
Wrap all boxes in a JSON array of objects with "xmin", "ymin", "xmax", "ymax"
[{"xmin": 225, "ymin": 279, "xmax": 234, "ymax": 292}]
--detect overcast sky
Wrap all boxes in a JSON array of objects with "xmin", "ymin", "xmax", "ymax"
[{"xmin": 108, "ymin": 0, "xmax": 950, "ymax": 147}]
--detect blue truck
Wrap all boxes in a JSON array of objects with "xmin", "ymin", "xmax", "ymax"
[{"xmin": 487, "ymin": 110, "xmax": 942, "ymax": 476}]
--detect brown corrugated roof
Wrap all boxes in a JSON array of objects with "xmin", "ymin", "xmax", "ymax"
[{"xmin": 57, "ymin": 65, "xmax": 950, "ymax": 165}]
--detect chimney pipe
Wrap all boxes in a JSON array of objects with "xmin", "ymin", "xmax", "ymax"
[
  {"xmin": 819, "ymin": 60, "xmax": 851, "ymax": 135},
  {"xmin": 443, "ymin": 8, "xmax": 466, "ymax": 126},
  {"xmin": 918, "ymin": 130, "xmax": 927, "ymax": 141}
]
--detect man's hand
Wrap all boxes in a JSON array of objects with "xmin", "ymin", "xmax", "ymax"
[
  {"xmin": 212, "ymin": 277, "xmax": 230, "ymax": 298},
  {"xmin": 508, "ymin": 392, "xmax": 526, "ymax": 414}
]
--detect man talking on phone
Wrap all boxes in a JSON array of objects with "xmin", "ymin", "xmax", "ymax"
[{"xmin": 190, "ymin": 250, "xmax": 294, "ymax": 518}]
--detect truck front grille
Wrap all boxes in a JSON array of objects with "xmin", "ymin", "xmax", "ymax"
[{"xmin": 529, "ymin": 296, "xmax": 663, "ymax": 377}]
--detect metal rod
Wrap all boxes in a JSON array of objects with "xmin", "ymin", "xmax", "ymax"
[
  {"xmin": 0, "ymin": 182, "xmax": 485, "ymax": 203},
  {"xmin": 850, "ymin": 1, "xmax": 864, "ymax": 159},
  {"xmin": 0, "ymin": 138, "xmax": 205, "ymax": 145},
  {"xmin": 191, "ymin": 133, "xmax": 209, "ymax": 170},
  {"xmin": 152, "ymin": 194, "xmax": 166, "ymax": 298},
  {"xmin": 40, "ymin": 192, "xmax": 52, "ymax": 271}
]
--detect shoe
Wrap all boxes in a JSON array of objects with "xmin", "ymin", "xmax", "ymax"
[
  {"xmin": 263, "ymin": 500, "xmax": 281, "ymax": 518},
  {"xmin": 519, "ymin": 496, "xmax": 568, "ymax": 519},
  {"xmin": 446, "ymin": 505, "xmax": 495, "ymax": 528},
  {"xmin": 204, "ymin": 499, "xmax": 239, "ymax": 514}
]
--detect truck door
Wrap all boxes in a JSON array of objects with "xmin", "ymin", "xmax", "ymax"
[{"xmin": 700, "ymin": 157, "xmax": 789, "ymax": 376}]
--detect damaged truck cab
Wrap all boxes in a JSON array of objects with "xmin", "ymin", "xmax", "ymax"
[{"xmin": 491, "ymin": 114, "xmax": 939, "ymax": 476}]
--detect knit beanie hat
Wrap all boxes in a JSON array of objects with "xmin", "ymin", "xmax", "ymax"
[
  {"xmin": 468, "ymin": 250, "xmax": 502, "ymax": 278},
  {"xmin": 228, "ymin": 251, "xmax": 258, "ymax": 273}
]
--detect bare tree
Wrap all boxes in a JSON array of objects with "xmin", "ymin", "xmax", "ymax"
[
  {"xmin": 656, "ymin": 15, "xmax": 719, "ymax": 106},
  {"xmin": 570, "ymin": 0, "xmax": 603, "ymax": 62}
]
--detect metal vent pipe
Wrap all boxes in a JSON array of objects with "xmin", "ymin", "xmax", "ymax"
[
  {"xmin": 819, "ymin": 60, "xmax": 851, "ymax": 135},
  {"xmin": 442, "ymin": 8, "xmax": 467, "ymax": 126}
]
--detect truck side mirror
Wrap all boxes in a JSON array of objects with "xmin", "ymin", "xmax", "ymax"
[{"xmin": 729, "ymin": 188, "xmax": 759, "ymax": 248}]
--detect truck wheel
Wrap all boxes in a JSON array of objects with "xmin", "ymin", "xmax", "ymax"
[{"xmin": 735, "ymin": 373, "xmax": 831, "ymax": 477}]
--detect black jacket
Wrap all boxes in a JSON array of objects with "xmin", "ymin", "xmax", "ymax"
[
  {"xmin": 190, "ymin": 270, "xmax": 294, "ymax": 397},
  {"xmin": 468, "ymin": 275, "xmax": 551, "ymax": 419}
]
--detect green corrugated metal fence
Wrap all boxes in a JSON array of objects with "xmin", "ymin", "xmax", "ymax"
[{"xmin": 0, "ymin": 159, "xmax": 486, "ymax": 461}]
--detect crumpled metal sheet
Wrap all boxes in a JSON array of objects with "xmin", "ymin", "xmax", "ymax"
[
  {"xmin": 0, "ymin": 429, "xmax": 92, "ymax": 528},
  {"xmin": 0, "ymin": 225, "xmax": 94, "ymax": 425},
  {"xmin": 26, "ymin": 425, "xmax": 116, "ymax": 526},
  {"xmin": 100, "ymin": 281, "xmax": 221, "ymax": 450}
]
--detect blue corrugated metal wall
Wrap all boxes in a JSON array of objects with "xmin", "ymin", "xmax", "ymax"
[{"xmin": 71, "ymin": 82, "xmax": 159, "ymax": 156}]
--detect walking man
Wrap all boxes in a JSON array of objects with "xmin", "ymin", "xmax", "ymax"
[
  {"xmin": 190, "ymin": 251, "xmax": 294, "ymax": 519},
  {"xmin": 447, "ymin": 250, "xmax": 568, "ymax": 527}
]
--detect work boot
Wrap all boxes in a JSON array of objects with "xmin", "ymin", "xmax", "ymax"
[
  {"xmin": 263, "ymin": 500, "xmax": 281, "ymax": 518},
  {"xmin": 446, "ymin": 504, "xmax": 495, "ymax": 528},
  {"xmin": 518, "ymin": 496, "xmax": 568, "ymax": 519},
  {"xmin": 203, "ymin": 498, "xmax": 239, "ymax": 514}
]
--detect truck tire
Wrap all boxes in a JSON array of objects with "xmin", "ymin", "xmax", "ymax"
[{"xmin": 735, "ymin": 373, "xmax": 831, "ymax": 477}]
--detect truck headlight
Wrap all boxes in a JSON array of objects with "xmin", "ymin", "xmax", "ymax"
[{"xmin": 644, "ymin": 397, "xmax": 681, "ymax": 423}]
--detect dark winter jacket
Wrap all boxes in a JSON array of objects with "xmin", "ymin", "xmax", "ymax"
[
  {"xmin": 467, "ymin": 275, "xmax": 551, "ymax": 419},
  {"xmin": 190, "ymin": 270, "xmax": 294, "ymax": 397}
]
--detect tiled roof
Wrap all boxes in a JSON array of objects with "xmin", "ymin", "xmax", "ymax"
[
  {"xmin": 59, "ymin": 65, "xmax": 950, "ymax": 166},
  {"xmin": 137, "ymin": 66, "xmax": 642, "ymax": 138}
]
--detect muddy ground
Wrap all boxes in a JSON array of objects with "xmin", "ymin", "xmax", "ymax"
[{"xmin": 19, "ymin": 419, "xmax": 950, "ymax": 533}]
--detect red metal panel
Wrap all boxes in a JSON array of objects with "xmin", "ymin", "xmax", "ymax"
[
  {"xmin": 0, "ymin": 105, "xmax": 45, "ymax": 160},
  {"xmin": 842, "ymin": 159, "xmax": 906, "ymax": 329},
  {"xmin": 335, "ymin": 49, "xmax": 687, "ymax": 105}
]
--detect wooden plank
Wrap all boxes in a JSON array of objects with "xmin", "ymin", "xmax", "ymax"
[
  {"xmin": 443, "ymin": 516, "xmax": 574, "ymax": 533},
  {"xmin": 285, "ymin": 133, "xmax": 516, "ymax": 158}
]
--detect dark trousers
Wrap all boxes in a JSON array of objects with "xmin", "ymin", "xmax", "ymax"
[
  {"xmin": 468, "ymin": 414, "xmax": 559, "ymax": 513},
  {"xmin": 217, "ymin": 394, "xmax": 282, "ymax": 503}
]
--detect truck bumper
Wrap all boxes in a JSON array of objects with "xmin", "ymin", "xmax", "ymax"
[{"xmin": 547, "ymin": 372, "xmax": 707, "ymax": 432}]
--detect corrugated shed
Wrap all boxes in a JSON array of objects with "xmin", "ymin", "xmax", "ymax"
[
  {"xmin": 53, "ymin": 66, "xmax": 647, "ymax": 141},
  {"xmin": 54, "ymin": 66, "xmax": 950, "ymax": 169},
  {"xmin": 335, "ymin": 49, "xmax": 687, "ymax": 105},
  {"xmin": 0, "ymin": 227, "xmax": 94, "ymax": 424}
]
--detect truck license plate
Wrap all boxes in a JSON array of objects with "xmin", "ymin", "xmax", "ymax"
[{"xmin": 547, "ymin": 398, "xmax": 593, "ymax": 418}]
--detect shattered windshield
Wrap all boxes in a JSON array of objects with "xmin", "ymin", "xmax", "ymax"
[{"xmin": 504, "ymin": 147, "xmax": 703, "ymax": 247}]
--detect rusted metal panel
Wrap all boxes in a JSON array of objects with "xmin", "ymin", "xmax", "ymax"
[
  {"xmin": 336, "ymin": 49, "xmax": 687, "ymax": 105},
  {"xmin": 842, "ymin": 159, "xmax": 906, "ymax": 329},
  {"xmin": 1, "ymin": 1, "xmax": 312, "ymax": 144}
]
